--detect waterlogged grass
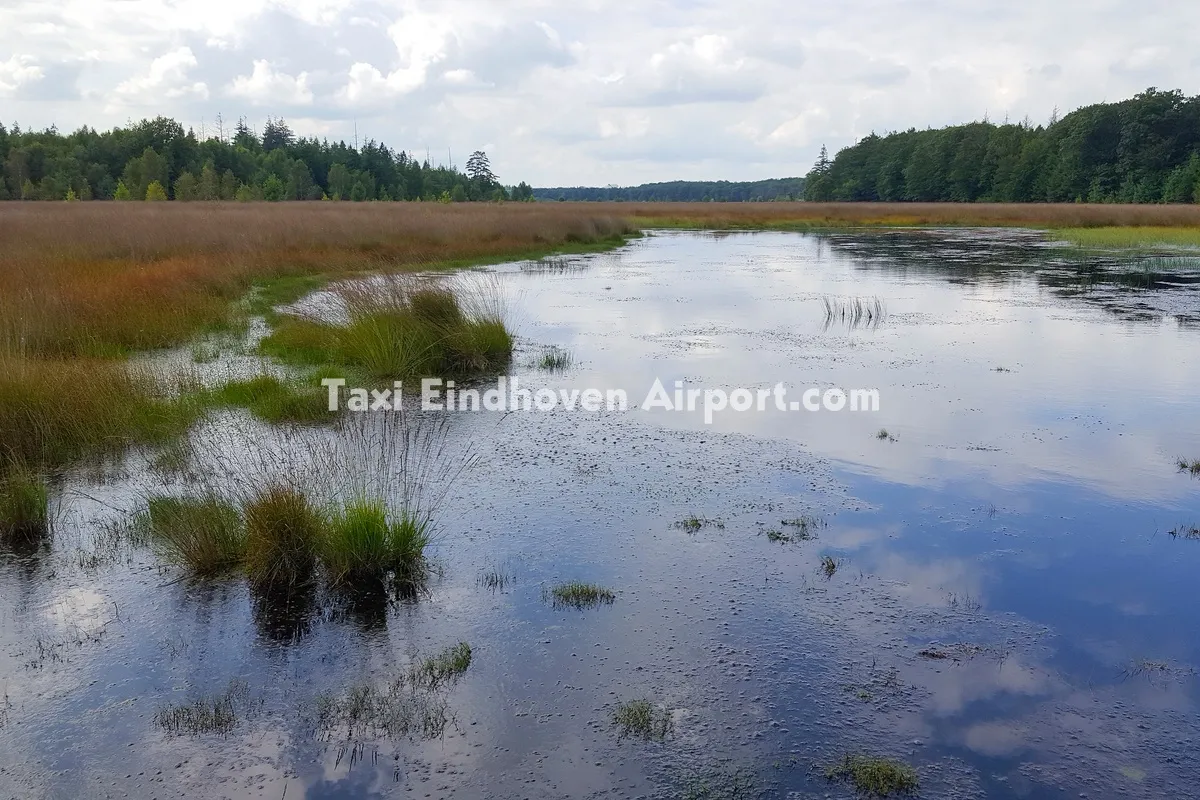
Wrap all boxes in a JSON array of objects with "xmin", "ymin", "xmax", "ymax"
[
  {"xmin": 145, "ymin": 495, "xmax": 245, "ymax": 578},
  {"xmin": 1168, "ymin": 524, "xmax": 1200, "ymax": 540},
  {"xmin": 876, "ymin": 429, "xmax": 897, "ymax": 442},
  {"xmin": 820, "ymin": 555, "xmax": 843, "ymax": 579},
  {"xmin": 535, "ymin": 344, "xmax": 574, "ymax": 372},
  {"xmin": 244, "ymin": 485, "xmax": 323, "ymax": 595},
  {"xmin": 1176, "ymin": 457, "xmax": 1200, "ymax": 476},
  {"xmin": 823, "ymin": 296, "xmax": 886, "ymax": 330},
  {"xmin": 0, "ymin": 466, "xmax": 49, "ymax": 543},
  {"xmin": 612, "ymin": 699, "xmax": 673, "ymax": 741},
  {"xmin": 766, "ymin": 515, "xmax": 826, "ymax": 543},
  {"xmin": 314, "ymin": 643, "xmax": 473, "ymax": 741},
  {"xmin": 155, "ymin": 679, "xmax": 257, "ymax": 737},
  {"xmin": 0, "ymin": 358, "xmax": 198, "ymax": 474},
  {"xmin": 212, "ymin": 374, "xmax": 333, "ymax": 424},
  {"xmin": 825, "ymin": 755, "xmax": 918, "ymax": 797},
  {"xmin": 545, "ymin": 581, "xmax": 616, "ymax": 609},
  {"xmin": 323, "ymin": 498, "xmax": 431, "ymax": 595},
  {"xmin": 673, "ymin": 515, "xmax": 726, "ymax": 532},
  {"xmin": 1055, "ymin": 226, "xmax": 1200, "ymax": 250},
  {"xmin": 261, "ymin": 280, "xmax": 514, "ymax": 382}
]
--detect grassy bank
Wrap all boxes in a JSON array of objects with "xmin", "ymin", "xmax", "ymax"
[{"xmin": 0, "ymin": 203, "xmax": 635, "ymax": 476}]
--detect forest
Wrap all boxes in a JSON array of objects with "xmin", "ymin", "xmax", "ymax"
[
  {"xmin": 804, "ymin": 88, "xmax": 1200, "ymax": 204},
  {"xmin": 0, "ymin": 116, "xmax": 536, "ymax": 202},
  {"xmin": 533, "ymin": 177, "xmax": 806, "ymax": 202}
]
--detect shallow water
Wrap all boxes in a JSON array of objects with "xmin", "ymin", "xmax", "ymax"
[{"xmin": 3, "ymin": 229, "xmax": 1199, "ymax": 799}]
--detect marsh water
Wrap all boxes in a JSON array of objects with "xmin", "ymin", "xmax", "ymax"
[{"xmin": 3, "ymin": 229, "xmax": 1200, "ymax": 799}]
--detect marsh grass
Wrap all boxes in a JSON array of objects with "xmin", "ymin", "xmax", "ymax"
[
  {"xmin": 675, "ymin": 764, "xmax": 758, "ymax": 800},
  {"xmin": 1175, "ymin": 457, "xmax": 1200, "ymax": 476},
  {"xmin": 213, "ymin": 374, "xmax": 333, "ymax": 424},
  {"xmin": 535, "ymin": 344, "xmax": 574, "ymax": 372},
  {"xmin": 766, "ymin": 515, "xmax": 826, "ymax": 543},
  {"xmin": 155, "ymin": 679, "xmax": 257, "ymax": 737},
  {"xmin": 314, "ymin": 642, "xmax": 473, "ymax": 741},
  {"xmin": 323, "ymin": 497, "xmax": 431, "ymax": 595},
  {"xmin": 1055, "ymin": 226, "xmax": 1200, "ymax": 250},
  {"xmin": 263, "ymin": 276, "xmax": 514, "ymax": 381},
  {"xmin": 825, "ymin": 755, "xmax": 918, "ymax": 797},
  {"xmin": 145, "ymin": 494, "xmax": 245, "ymax": 577},
  {"xmin": 479, "ymin": 567, "xmax": 513, "ymax": 592},
  {"xmin": 673, "ymin": 515, "xmax": 725, "ymax": 532},
  {"xmin": 1168, "ymin": 524, "xmax": 1200, "ymax": 540},
  {"xmin": 820, "ymin": 555, "xmax": 843, "ymax": 579},
  {"xmin": 822, "ymin": 296, "xmax": 886, "ymax": 330},
  {"xmin": 876, "ymin": 429, "xmax": 896, "ymax": 442},
  {"xmin": 545, "ymin": 581, "xmax": 617, "ymax": 609},
  {"xmin": 0, "ymin": 466, "xmax": 50, "ymax": 543},
  {"xmin": 244, "ymin": 485, "xmax": 323, "ymax": 595},
  {"xmin": 612, "ymin": 699, "xmax": 673, "ymax": 741}
]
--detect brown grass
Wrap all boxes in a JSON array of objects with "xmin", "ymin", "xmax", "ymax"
[{"xmin": 618, "ymin": 201, "xmax": 1200, "ymax": 230}]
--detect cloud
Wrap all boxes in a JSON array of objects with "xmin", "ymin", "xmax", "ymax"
[
  {"xmin": 228, "ymin": 60, "xmax": 314, "ymax": 106},
  {"xmin": 2, "ymin": 0, "xmax": 1200, "ymax": 184},
  {"xmin": 0, "ymin": 55, "xmax": 44, "ymax": 95},
  {"xmin": 114, "ymin": 47, "xmax": 208, "ymax": 104}
]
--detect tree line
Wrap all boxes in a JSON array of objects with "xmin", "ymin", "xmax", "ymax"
[
  {"xmin": 0, "ymin": 116, "xmax": 536, "ymax": 202},
  {"xmin": 804, "ymin": 88, "xmax": 1200, "ymax": 204},
  {"xmin": 534, "ymin": 177, "xmax": 807, "ymax": 202}
]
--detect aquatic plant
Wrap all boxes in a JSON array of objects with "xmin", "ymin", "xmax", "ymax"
[
  {"xmin": 822, "ymin": 295, "xmax": 887, "ymax": 330},
  {"xmin": 876, "ymin": 428, "xmax": 896, "ymax": 442},
  {"xmin": 323, "ymin": 497, "xmax": 431, "ymax": 593},
  {"xmin": 767, "ymin": 515, "xmax": 825, "ymax": 543},
  {"xmin": 154, "ymin": 679, "xmax": 256, "ymax": 737},
  {"xmin": 545, "ymin": 581, "xmax": 616, "ymax": 609},
  {"xmin": 820, "ymin": 555, "xmax": 842, "ymax": 578},
  {"xmin": 479, "ymin": 567, "xmax": 513, "ymax": 592},
  {"xmin": 673, "ymin": 515, "xmax": 725, "ymax": 532},
  {"xmin": 145, "ymin": 494, "xmax": 245, "ymax": 577},
  {"xmin": 1176, "ymin": 457, "xmax": 1200, "ymax": 476},
  {"xmin": 612, "ymin": 699, "xmax": 673, "ymax": 741},
  {"xmin": 314, "ymin": 643, "xmax": 474, "ymax": 741},
  {"xmin": 825, "ymin": 754, "xmax": 918, "ymax": 797},
  {"xmin": 1168, "ymin": 524, "xmax": 1200, "ymax": 540},
  {"xmin": 536, "ymin": 344, "xmax": 574, "ymax": 372},
  {"xmin": 0, "ymin": 466, "xmax": 49, "ymax": 543},
  {"xmin": 244, "ymin": 485, "xmax": 323, "ymax": 594}
]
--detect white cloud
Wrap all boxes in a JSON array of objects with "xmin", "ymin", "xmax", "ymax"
[
  {"xmin": 1, "ymin": 0, "xmax": 1199, "ymax": 184},
  {"xmin": 228, "ymin": 60, "xmax": 313, "ymax": 106},
  {"xmin": 0, "ymin": 55, "xmax": 44, "ymax": 95},
  {"xmin": 113, "ymin": 47, "xmax": 208, "ymax": 103}
]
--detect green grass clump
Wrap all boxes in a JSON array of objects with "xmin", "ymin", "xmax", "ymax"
[
  {"xmin": 545, "ymin": 581, "xmax": 616, "ymax": 609},
  {"xmin": 612, "ymin": 699, "xmax": 673, "ymax": 741},
  {"xmin": 146, "ymin": 494, "xmax": 245, "ymax": 577},
  {"xmin": 244, "ymin": 486, "xmax": 322, "ymax": 594},
  {"xmin": 0, "ymin": 466, "xmax": 49, "ymax": 543},
  {"xmin": 260, "ymin": 282, "xmax": 513, "ymax": 381},
  {"xmin": 410, "ymin": 642, "xmax": 473, "ymax": 690},
  {"xmin": 825, "ymin": 754, "xmax": 918, "ymax": 797},
  {"xmin": 323, "ymin": 498, "xmax": 430, "ymax": 592},
  {"xmin": 767, "ymin": 515, "xmax": 826, "ymax": 543},
  {"xmin": 213, "ymin": 374, "xmax": 333, "ymax": 424}
]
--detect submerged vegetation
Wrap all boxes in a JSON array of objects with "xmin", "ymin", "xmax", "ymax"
[
  {"xmin": 825, "ymin": 755, "xmax": 918, "ymax": 797},
  {"xmin": 545, "ymin": 581, "xmax": 617, "ymax": 609},
  {"xmin": 314, "ymin": 643, "xmax": 473, "ymax": 741},
  {"xmin": 612, "ymin": 699, "xmax": 673, "ymax": 741},
  {"xmin": 154, "ymin": 679, "xmax": 257, "ymax": 737}
]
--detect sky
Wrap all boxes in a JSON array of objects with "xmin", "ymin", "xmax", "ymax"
[{"xmin": 1, "ymin": 0, "xmax": 1198, "ymax": 187}]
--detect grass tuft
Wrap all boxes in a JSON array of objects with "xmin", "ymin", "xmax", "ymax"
[
  {"xmin": 323, "ymin": 497, "xmax": 431, "ymax": 594},
  {"xmin": 535, "ymin": 344, "xmax": 574, "ymax": 372},
  {"xmin": 825, "ymin": 754, "xmax": 918, "ymax": 797},
  {"xmin": 545, "ymin": 581, "xmax": 616, "ymax": 609},
  {"xmin": 145, "ymin": 494, "xmax": 245, "ymax": 577},
  {"xmin": 155, "ymin": 679, "xmax": 255, "ymax": 737},
  {"xmin": 410, "ymin": 642, "xmax": 473, "ymax": 690},
  {"xmin": 673, "ymin": 515, "xmax": 725, "ymax": 533},
  {"xmin": 1175, "ymin": 457, "xmax": 1200, "ymax": 476},
  {"xmin": 612, "ymin": 699, "xmax": 673, "ymax": 741},
  {"xmin": 0, "ymin": 466, "xmax": 50, "ymax": 543},
  {"xmin": 244, "ymin": 485, "xmax": 322, "ymax": 595},
  {"xmin": 213, "ymin": 374, "xmax": 333, "ymax": 424}
]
